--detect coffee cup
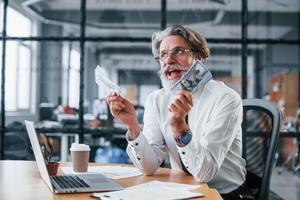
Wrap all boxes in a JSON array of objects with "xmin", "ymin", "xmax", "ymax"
[{"xmin": 70, "ymin": 143, "xmax": 90, "ymax": 172}]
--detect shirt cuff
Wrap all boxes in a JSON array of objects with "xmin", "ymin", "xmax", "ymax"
[
  {"xmin": 126, "ymin": 130, "xmax": 148, "ymax": 162},
  {"xmin": 126, "ymin": 130, "xmax": 146, "ymax": 150},
  {"xmin": 177, "ymin": 142, "xmax": 194, "ymax": 172}
]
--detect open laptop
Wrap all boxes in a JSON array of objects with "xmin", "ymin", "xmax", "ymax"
[{"xmin": 24, "ymin": 120, "xmax": 124, "ymax": 193}]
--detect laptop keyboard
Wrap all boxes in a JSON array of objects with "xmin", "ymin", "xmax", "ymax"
[{"xmin": 52, "ymin": 175, "xmax": 91, "ymax": 189}]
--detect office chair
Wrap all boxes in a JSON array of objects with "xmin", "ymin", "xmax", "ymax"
[
  {"xmin": 242, "ymin": 98, "xmax": 282, "ymax": 200},
  {"xmin": 4, "ymin": 121, "xmax": 33, "ymax": 160}
]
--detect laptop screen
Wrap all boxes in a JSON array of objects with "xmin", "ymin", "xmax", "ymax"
[{"xmin": 24, "ymin": 120, "xmax": 54, "ymax": 192}]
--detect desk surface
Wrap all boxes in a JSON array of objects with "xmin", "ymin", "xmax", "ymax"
[{"xmin": 0, "ymin": 161, "xmax": 222, "ymax": 200}]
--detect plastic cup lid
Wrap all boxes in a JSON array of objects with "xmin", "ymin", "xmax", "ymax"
[{"xmin": 70, "ymin": 143, "xmax": 90, "ymax": 151}]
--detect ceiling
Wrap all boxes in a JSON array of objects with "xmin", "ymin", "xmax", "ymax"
[
  {"xmin": 3, "ymin": 0, "xmax": 298, "ymax": 74},
  {"xmin": 5, "ymin": 0, "xmax": 299, "ymax": 48},
  {"xmin": 23, "ymin": 0, "xmax": 300, "ymax": 12}
]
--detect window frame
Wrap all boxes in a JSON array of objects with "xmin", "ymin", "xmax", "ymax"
[{"xmin": 0, "ymin": 4, "xmax": 35, "ymax": 114}]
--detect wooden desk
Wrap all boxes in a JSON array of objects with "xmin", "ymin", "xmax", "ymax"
[{"xmin": 0, "ymin": 161, "xmax": 222, "ymax": 200}]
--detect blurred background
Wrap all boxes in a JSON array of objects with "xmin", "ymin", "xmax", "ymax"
[{"xmin": 0, "ymin": 0, "xmax": 299, "ymax": 199}]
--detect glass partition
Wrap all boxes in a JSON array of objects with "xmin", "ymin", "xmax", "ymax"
[
  {"xmin": 6, "ymin": 0, "xmax": 81, "ymax": 37},
  {"xmin": 250, "ymin": 0, "xmax": 299, "ymax": 40},
  {"xmin": 167, "ymin": 0, "xmax": 241, "ymax": 39},
  {"xmin": 5, "ymin": 41, "xmax": 32, "ymax": 112},
  {"xmin": 250, "ymin": 44, "xmax": 299, "ymax": 129},
  {"xmin": 0, "ymin": 2, "xmax": 3, "ymax": 34},
  {"xmin": 86, "ymin": 0, "xmax": 161, "ymax": 38},
  {"xmin": 206, "ymin": 45, "xmax": 243, "ymax": 96}
]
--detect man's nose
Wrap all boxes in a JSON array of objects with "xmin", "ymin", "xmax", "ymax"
[{"xmin": 163, "ymin": 53, "xmax": 176, "ymax": 65}]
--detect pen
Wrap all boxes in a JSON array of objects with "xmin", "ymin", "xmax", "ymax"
[
  {"xmin": 90, "ymin": 194, "xmax": 101, "ymax": 199},
  {"xmin": 103, "ymin": 194, "xmax": 124, "ymax": 200},
  {"xmin": 91, "ymin": 194, "xmax": 124, "ymax": 200}
]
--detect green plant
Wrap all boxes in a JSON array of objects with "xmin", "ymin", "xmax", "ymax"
[{"xmin": 41, "ymin": 137, "xmax": 53, "ymax": 164}]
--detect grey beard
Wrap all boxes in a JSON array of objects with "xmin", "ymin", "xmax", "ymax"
[
  {"xmin": 160, "ymin": 74, "xmax": 178, "ymax": 90},
  {"xmin": 157, "ymin": 64, "xmax": 187, "ymax": 90}
]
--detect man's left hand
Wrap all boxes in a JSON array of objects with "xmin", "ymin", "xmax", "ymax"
[{"xmin": 168, "ymin": 90, "xmax": 193, "ymax": 137}]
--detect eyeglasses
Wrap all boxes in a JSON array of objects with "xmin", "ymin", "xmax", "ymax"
[{"xmin": 154, "ymin": 47, "xmax": 192, "ymax": 63}]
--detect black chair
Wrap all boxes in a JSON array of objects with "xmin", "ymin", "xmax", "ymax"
[
  {"xmin": 4, "ymin": 121, "xmax": 33, "ymax": 160},
  {"xmin": 242, "ymin": 98, "xmax": 282, "ymax": 200}
]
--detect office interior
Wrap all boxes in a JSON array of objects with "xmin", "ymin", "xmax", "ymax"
[{"xmin": 0, "ymin": 0, "xmax": 299, "ymax": 199}]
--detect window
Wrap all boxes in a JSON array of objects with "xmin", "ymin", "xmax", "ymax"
[
  {"xmin": 0, "ymin": 5, "xmax": 32, "ymax": 112},
  {"xmin": 68, "ymin": 49, "xmax": 80, "ymax": 108},
  {"xmin": 17, "ymin": 44, "xmax": 31, "ymax": 109}
]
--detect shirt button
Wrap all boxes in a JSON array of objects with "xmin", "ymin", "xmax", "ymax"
[
  {"xmin": 135, "ymin": 143, "xmax": 139, "ymax": 146},
  {"xmin": 182, "ymin": 151, "xmax": 186, "ymax": 155},
  {"xmin": 137, "ymin": 157, "xmax": 141, "ymax": 160}
]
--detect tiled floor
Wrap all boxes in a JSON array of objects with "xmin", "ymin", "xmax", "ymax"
[{"xmin": 270, "ymin": 167, "xmax": 300, "ymax": 200}]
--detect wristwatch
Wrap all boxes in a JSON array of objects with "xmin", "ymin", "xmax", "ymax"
[{"xmin": 175, "ymin": 130, "xmax": 192, "ymax": 146}]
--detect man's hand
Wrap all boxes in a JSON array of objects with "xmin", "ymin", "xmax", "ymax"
[
  {"xmin": 107, "ymin": 92, "xmax": 140, "ymax": 139},
  {"xmin": 168, "ymin": 90, "xmax": 193, "ymax": 137}
]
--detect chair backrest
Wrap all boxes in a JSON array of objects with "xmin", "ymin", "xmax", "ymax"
[
  {"xmin": 242, "ymin": 98, "xmax": 282, "ymax": 200},
  {"xmin": 4, "ymin": 122, "xmax": 33, "ymax": 160}
]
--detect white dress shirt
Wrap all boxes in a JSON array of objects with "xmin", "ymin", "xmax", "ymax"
[{"xmin": 126, "ymin": 79, "xmax": 246, "ymax": 194}]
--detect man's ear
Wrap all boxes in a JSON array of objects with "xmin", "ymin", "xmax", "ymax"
[{"xmin": 195, "ymin": 53, "xmax": 204, "ymax": 61}]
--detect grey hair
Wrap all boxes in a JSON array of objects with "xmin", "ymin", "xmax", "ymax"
[{"xmin": 151, "ymin": 24, "xmax": 210, "ymax": 60}]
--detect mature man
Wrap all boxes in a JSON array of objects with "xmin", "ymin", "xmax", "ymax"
[{"xmin": 107, "ymin": 24, "xmax": 247, "ymax": 199}]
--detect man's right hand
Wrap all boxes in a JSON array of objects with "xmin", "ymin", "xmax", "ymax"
[{"xmin": 106, "ymin": 92, "xmax": 140, "ymax": 140}]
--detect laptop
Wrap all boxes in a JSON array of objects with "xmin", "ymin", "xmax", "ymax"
[{"xmin": 24, "ymin": 120, "xmax": 124, "ymax": 193}]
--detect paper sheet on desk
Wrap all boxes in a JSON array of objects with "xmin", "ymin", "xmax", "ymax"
[
  {"xmin": 61, "ymin": 166, "xmax": 142, "ymax": 179},
  {"xmin": 128, "ymin": 180, "xmax": 200, "ymax": 190},
  {"xmin": 92, "ymin": 181, "xmax": 202, "ymax": 200}
]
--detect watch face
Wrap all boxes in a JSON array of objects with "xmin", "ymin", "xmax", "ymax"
[{"xmin": 180, "ymin": 131, "xmax": 192, "ymax": 144}]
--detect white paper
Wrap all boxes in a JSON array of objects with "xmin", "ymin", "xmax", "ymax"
[
  {"xmin": 61, "ymin": 166, "xmax": 142, "ymax": 179},
  {"xmin": 95, "ymin": 65, "xmax": 121, "ymax": 95},
  {"xmin": 92, "ymin": 181, "xmax": 202, "ymax": 200},
  {"xmin": 127, "ymin": 180, "xmax": 200, "ymax": 191}
]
